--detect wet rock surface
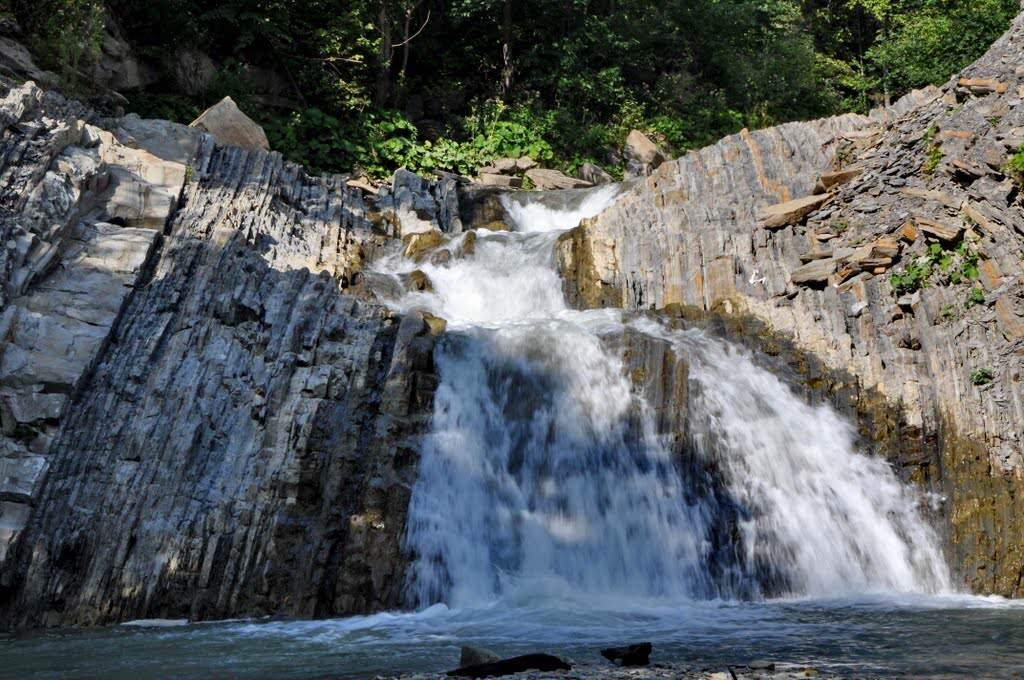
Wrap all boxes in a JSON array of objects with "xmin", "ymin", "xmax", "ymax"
[{"xmin": 556, "ymin": 13, "xmax": 1024, "ymax": 596}]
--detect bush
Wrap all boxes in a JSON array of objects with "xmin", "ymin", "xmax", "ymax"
[
  {"xmin": 1006, "ymin": 144, "xmax": 1024, "ymax": 184},
  {"xmin": 890, "ymin": 241, "xmax": 979, "ymax": 294},
  {"xmin": 17, "ymin": 0, "xmax": 105, "ymax": 89},
  {"xmin": 970, "ymin": 368, "xmax": 995, "ymax": 386},
  {"xmin": 263, "ymin": 101, "xmax": 557, "ymax": 179}
]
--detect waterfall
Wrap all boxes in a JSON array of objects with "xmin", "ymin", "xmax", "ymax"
[{"xmin": 371, "ymin": 186, "xmax": 951, "ymax": 611}]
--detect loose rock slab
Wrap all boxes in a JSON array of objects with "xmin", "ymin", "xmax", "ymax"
[{"xmin": 189, "ymin": 96, "xmax": 270, "ymax": 151}]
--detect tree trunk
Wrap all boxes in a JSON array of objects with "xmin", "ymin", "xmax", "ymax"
[
  {"xmin": 375, "ymin": 0, "xmax": 393, "ymax": 108},
  {"xmin": 500, "ymin": 0, "xmax": 513, "ymax": 98}
]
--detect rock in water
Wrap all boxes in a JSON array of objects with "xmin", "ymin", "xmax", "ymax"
[
  {"xmin": 600, "ymin": 642, "xmax": 652, "ymax": 666},
  {"xmin": 189, "ymin": 96, "xmax": 270, "ymax": 151},
  {"xmin": 446, "ymin": 653, "xmax": 571, "ymax": 678},
  {"xmin": 459, "ymin": 645, "xmax": 501, "ymax": 668}
]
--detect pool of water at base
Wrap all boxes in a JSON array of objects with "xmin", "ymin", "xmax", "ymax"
[{"xmin": 2, "ymin": 593, "xmax": 1023, "ymax": 680}]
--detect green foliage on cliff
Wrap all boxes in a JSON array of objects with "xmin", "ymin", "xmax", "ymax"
[
  {"xmin": 11, "ymin": 0, "xmax": 105, "ymax": 89},
  {"xmin": 890, "ymin": 241, "xmax": 980, "ymax": 294},
  {"xmin": 14, "ymin": 0, "xmax": 1019, "ymax": 177}
]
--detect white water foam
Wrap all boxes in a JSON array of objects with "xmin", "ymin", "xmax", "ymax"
[{"xmin": 370, "ymin": 184, "xmax": 951, "ymax": 611}]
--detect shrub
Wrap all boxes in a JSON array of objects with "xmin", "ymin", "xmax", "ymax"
[
  {"xmin": 1006, "ymin": 144, "xmax": 1024, "ymax": 184},
  {"xmin": 19, "ymin": 0, "xmax": 105, "ymax": 89},
  {"xmin": 970, "ymin": 368, "xmax": 994, "ymax": 386}
]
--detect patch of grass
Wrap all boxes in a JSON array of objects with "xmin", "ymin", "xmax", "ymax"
[
  {"xmin": 890, "ymin": 241, "xmax": 979, "ymax": 294},
  {"xmin": 1006, "ymin": 144, "xmax": 1024, "ymax": 185},
  {"xmin": 970, "ymin": 368, "xmax": 994, "ymax": 386},
  {"xmin": 966, "ymin": 285, "xmax": 986, "ymax": 307}
]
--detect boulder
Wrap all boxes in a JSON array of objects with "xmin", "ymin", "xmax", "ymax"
[
  {"xmin": 0, "ymin": 36, "xmax": 56, "ymax": 85},
  {"xmin": 525, "ymin": 168, "xmax": 592, "ymax": 190},
  {"xmin": 623, "ymin": 130, "xmax": 666, "ymax": 176},
  {"xmin": 406, "ymin": 270, "xmax": 432, "ymax": 292},
  {"xmin": 600, "ymin": 642, "xmax": 652, "ymax": 667},
  {"xmin": 189, "ymin": 96, "xmax": 270, "ymax": 151},
  {"xmin": 624, "ymin": 130, "xmax": 666, "ymax": 167},
  {"xmin": 516, "ymin": 156, "xmax": 537, "ymax": 171},
  {"xmin": 757, "ymin": 194, "xmax": 830, "ymax": 230},
  {"xmin": 579, "ymin": 162, "xmax": 614, "ymax": 185},
  {"xmin": 491, "ymin": 158, "xmax": 518, "ymax": 173},
  {"xmin": 402, "ymin": 230, "xmax": 446, "ymax": 262},
  {"xmin": 477, "ymin": 173, "xmax": 523, "ymax": 188},
  {"xmin": 460, "ymin": 646, "xmax": 501, "ymax": 668},
  {"xmin": 93, "ymin": 24, "xmax": 158, "ymax": 92},
  {"xmin": 447, "ymin": 653, "xmax": 571, "ymax": 678},
  {"xmin": 422, "ymin": 312, "xmax": 447, "ymax": 335}
]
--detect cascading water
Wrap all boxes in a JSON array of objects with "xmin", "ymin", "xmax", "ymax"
[
  {"xmin": 13, "ymin": 188, "xmax": 1024, "ymax": 680},
  {"xmin": 371, "ymin": 185, "xmax": 951, "ymax": 612}
]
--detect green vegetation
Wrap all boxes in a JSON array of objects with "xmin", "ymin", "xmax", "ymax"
[
  {"xmin": 10, "ymin": 0, "xmax": 1020, "ymax": 177},
  {"xmin": 970, "ymin": 368, "xmax": 995, "ymax": 386},
  {"xmin": 890, "ymin": 241, "xmax": 979, "ymax": 294},
  {"xmin": 966, "ymin": 285, "xmax": 986, "ymax": 308},
  {"xmin": 1006, "ymin": 144, "xmax": 1024, "ymax": 184},
  {"xmin": 12, "ymin": 0, "xmax": 105, "ymax": 91},
  {"xmin": 923, "ymin": 125, "xmax": 943, "ymax": 175}
]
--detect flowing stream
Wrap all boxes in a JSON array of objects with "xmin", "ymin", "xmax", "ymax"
[{"xmin": 5, "ymin": 186, "xmax": 1024, "ymax": 679}]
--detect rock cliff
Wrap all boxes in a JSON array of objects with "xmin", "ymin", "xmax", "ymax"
[
  {"xmin": 557, "ymin": 14, "xmax": 1024, "ymax": 595},
  {"xmin": 0, "ymin": 80, "xmax": 441, "ymax": 626}
]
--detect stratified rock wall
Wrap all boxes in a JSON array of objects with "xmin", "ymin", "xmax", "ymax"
[
  {"xmin": 558, "ymin": 15, "xmax": 1024, "ymax": 595},
  {"xmin": 0, "ymin": 83, "xmax": 439, "ymax": 626},
  {"xmin": 0, "ymin": 81, "xmax": 202, "ymax": 562}
]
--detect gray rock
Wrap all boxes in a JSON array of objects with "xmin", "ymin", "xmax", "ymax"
[
  {"xmin": 526, "ymin": 168, "xmax": 592, "ymax": 190},
  {"xmin": 189, "ymin": 96, "xmax": 270, "ymax": 151},
  {"xmin": 477, "ymin": 173, "xmax": 523, "ymax": 188},
  {"xmin": 460, "ymin": 646, "xmax": 501, "ymax": 667},
  {"xmin": 623, "ymin": 130, "xmax": 666, "ymax": 176},
  {"xmin": 0, "ymin": 82, "xmax": 440, "ymax": 627},
  {"xmin": 169, "ymin": 48, "xmax": 217, "ymax": 96},
  {"xmin": 579, "ymin": 162, "xmax": 614, "ymax": 185}
]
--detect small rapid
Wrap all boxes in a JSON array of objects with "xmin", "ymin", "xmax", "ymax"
[{"xmin": 369, "ymin": 184, "xmax": 951, "ymax": 611}]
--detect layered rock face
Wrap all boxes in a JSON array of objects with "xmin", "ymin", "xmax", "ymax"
[
  {"xmin": 558, "ymin": 16, "xmax": 1024, "ymax": 595},
  {"xmin": 0, "ymin": 81, "xmax": 440, "ymax": 626},
  {"xmin": 0, "ymin": 82, "xmax": 199, "ymax": 563}
]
